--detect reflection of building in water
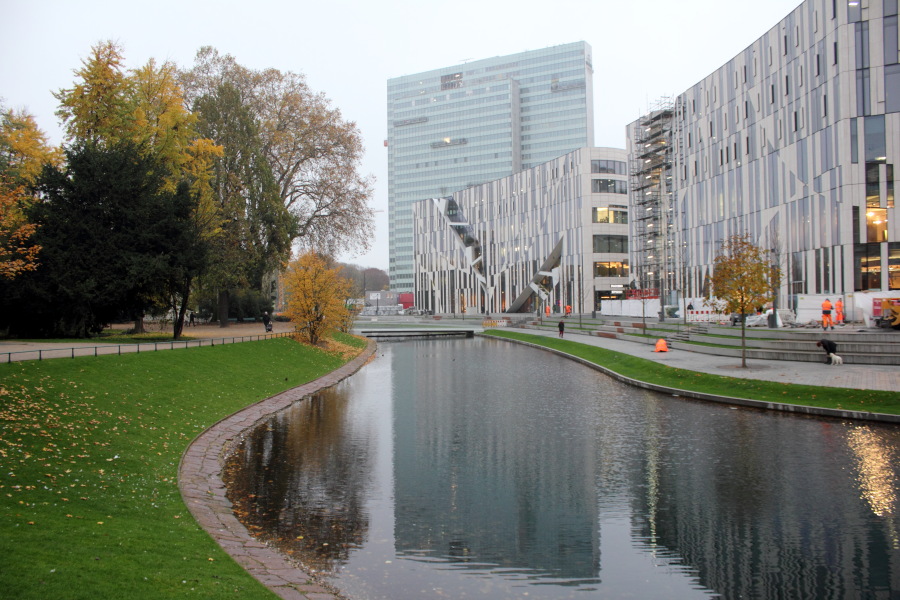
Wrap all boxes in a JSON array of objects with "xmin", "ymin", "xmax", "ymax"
[
  {"xmin": 391, "ymin": 340, "xmax": 600, "ymax": 581},
  {"xmin": 631, "ymin": 411, "xmax": 900, "ymax": 599}
]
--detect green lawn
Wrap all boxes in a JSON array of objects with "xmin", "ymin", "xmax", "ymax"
[
  {"xmin": 483, "ymin": 330, "xmax": 900, "ymax": 415},
  {"xmin": 0, "ymin": 333, "xmax": 366, "ymax": 600}
]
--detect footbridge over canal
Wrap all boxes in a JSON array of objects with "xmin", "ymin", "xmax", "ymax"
[{"xmin": 358, "ymin": 328, "xmax": 476, "ymax": 339}]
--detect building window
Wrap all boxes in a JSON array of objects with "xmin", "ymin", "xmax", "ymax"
[
  {"xmin": 864, "ymin": 115, "xmax": 886, "ymax": 162},
  {"xmin": 867, "ymin": 208, "xmax": 888, "ymax": 242},
  {"xmin": 592, "ymin": 207, "xmax": 629, "ymax": 224},
  {"xmin": 890, "ymin": 243, "xmax": 900, "ymax": 289},
  {"xmin": 886, "ymin": 15, "xmax": 899, "ymax": 65},
  {"xmin": 593, "ymin": 235, "xmax": 628, "ymax": 253},
  {"xmin": 886, "ymin": 64, "xmax": 900, "ymax": 113},
  {"xmin": 888, "ymin": 164, "xmax": 895, "ymax": 207},
  {"xmin": 851, "ymin": 118, "xmax": 859, "ymax": 164},
  {"xmin": 591, "ymin": 179, "xmax": 628, "ymax": 194},
  {"xmin": 855, "ymin": 243, "xmax": 882, "ymax": 290},
  {"xmin": 867, "ymin": 162, "xmax": 881, "ymax": 207},
  {"xmin": 591, "ymin": 159, "xmax": 627, "ymax": 175},
  {"xmin": 594, "ymin": 261, "xmax": 630, "ymax": 278}
]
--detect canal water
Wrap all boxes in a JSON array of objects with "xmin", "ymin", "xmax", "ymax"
[{"xmin": 223, "ymin": 337, "xmax": 900, "ymax": 599}]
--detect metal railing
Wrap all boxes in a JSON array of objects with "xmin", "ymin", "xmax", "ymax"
[{"xmin": 1, "ymin": 331, "xmax": 294, "ymax": 363}]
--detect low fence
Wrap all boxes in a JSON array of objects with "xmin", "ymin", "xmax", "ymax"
[
  {"xmin": 1, "ymin": 331, "xmax": 294, "ymax": 364},
  {"xmin": 686, "ymin": 310, "xmax": 724, "ymax": 323},
  {"xmin": 482, "ymin": 319, "xmax": 511, "ymax": 328}
]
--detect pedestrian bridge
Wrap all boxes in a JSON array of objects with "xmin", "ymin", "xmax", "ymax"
[{"xmin": 358, "ymin": 329, "xmax": 475, "ymax": 339}]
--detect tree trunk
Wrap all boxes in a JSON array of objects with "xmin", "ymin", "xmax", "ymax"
[
  {"xmin": 740, "ymin": 318, "xmax": 747, "ymax": 367},
  {"xmin": 133, "ymin": 313, "xmax": 145, "ymax": 334},
  {"xmin": 217, "ymin": 289, "xmax": 230, "ymax": 327},
  {"xmin": 172, "ymin": 277, "xmax": 192, "ymax": 340}
]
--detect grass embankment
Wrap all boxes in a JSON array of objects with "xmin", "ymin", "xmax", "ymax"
[
  {"xmin": 0, "ymin": 333, "xmax": 367, "ymax": 600},
  {"xmin": 484, "ymin": 330, "xmax": 900, "ymax": 415}
]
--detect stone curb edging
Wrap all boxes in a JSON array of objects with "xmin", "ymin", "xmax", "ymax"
[
  {"xmin": 482, "ymin": 334, "xmax": 900, "ymax": 425},
  {"xmin": 177, "ymin": 339, "xmax": 377, "ymax": 600}
]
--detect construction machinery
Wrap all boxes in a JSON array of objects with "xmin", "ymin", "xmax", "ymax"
[{"xmin": 875, "ymin": 298, "xmax": 900, "ymax": 329}]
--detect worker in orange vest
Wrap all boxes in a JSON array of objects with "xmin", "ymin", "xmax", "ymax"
[
  {"xmin": 821, "ymin": 298, "xmax": 834, "ymax": 331},
  {"xmin": 545, "ymin": 304, "xmax": 550, "ymax": 318},
  {"xmin": 835, "ymin": 298, "xmax": 844, "ymax": 325},
  {"xmin": 565, "ymin": 304, "xmax": 571, "ymax": 317}
]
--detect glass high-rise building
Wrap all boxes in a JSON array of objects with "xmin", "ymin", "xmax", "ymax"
[{"xmin": 387, "ymin": 42, "xmax": 595, "ymax": 292}]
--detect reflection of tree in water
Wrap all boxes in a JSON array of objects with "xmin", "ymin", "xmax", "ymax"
[{"xmin": 223, "ymin": 388, "xmax": 373, "ymax": 572}]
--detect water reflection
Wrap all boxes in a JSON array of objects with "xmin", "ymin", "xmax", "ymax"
[{"xmin": 224, "ymin": 337, "xmax": 900, "ymax": 599}]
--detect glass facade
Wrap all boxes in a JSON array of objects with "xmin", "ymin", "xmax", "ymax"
[{"xmin": 388, "ymin": 42, "xmax": 595, "ymax": 292}]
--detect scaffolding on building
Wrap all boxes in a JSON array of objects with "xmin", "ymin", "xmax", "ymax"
[{"xmin": 630, "ymin": 97, "xmax": 676, "ymax": 312}]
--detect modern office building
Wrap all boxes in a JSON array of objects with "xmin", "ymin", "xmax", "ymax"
[
  {"xmin": 413, "ymin": 148, "xmax": 629, "ymax": 314},
  {"xmin": 387, "ymin": 42, "xmax": 595, "ymax": 292},
  {"xmin": 629, "ymin": 0, "xmax": 899, "ymax": 318}
]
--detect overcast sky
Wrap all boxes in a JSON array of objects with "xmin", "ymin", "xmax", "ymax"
[{"xmin": 1, "ymin": 0, "xmax": 802, "ymax": 271}]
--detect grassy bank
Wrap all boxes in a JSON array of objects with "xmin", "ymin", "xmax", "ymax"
[
  {"xmin": 0, "ymin": 333, "xmax": 366, "ymax": 600},
  {"xmin": 483, "ymin": 330, "xmax": 900, "ymax": 415}
]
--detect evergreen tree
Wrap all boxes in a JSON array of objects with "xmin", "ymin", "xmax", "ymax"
[{"xmin": 0, "ymin": 141, "xmax": 203, "ymax": 337}]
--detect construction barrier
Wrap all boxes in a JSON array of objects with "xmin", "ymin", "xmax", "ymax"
[
  {"xmin": 482, "ymin": 319, "xmax": 510, "ymax": 327},
  {"xmin": 686, "ymin": 310, "xmax": 720, "ymax": 323}
]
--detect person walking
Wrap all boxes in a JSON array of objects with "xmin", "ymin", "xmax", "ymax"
[
  {"xmin": 262, "ymin": 311, "xmax": 272, "ymax": 333},
  {"xmin": 558, "ymin": 320, "xmax": 565, "ymax": 338},
  {"xmin": 835, "ymin": 298, "xmax": 844, "ymax": 325},
  {"xmin": 816, "ymin": 339, "xmax": 837, "ymax": 364},
  {"xmin": 821, "ymin": 298, "xmax": 834, "ymax": 330}
]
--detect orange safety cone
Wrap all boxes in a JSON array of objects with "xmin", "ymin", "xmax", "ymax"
[{"xmin": 654, "ymin": 338, "xmax": 669, "ymax": 352}]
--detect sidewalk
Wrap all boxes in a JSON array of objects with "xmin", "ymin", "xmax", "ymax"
[
  {"xmin": 0, "ymin": 321, "xmax": 291, "ymax": 363},
  {"xmin": 514, "ymin": 324, "xmax": 900, "ymax": 393}
]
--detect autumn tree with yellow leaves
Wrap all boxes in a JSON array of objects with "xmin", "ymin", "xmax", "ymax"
[
  {"xmin": 0, "ymin": 184, "xmax": 40, "ymax": 280},
  {"xmin": 283, "ymin": 251, "xmax": 351, "ymax": 346},
  {"xmin": 710, "ymin": 234, "xmax": 782, "ymax": 367},
  {"xmin": 0, "ymin": 106, "xmax": 60, "ymax": 280}
]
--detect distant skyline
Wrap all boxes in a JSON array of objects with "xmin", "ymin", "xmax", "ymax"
[{"xmin": 1, "ymin": 0, "xmax": 803, "ymax": 270}]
